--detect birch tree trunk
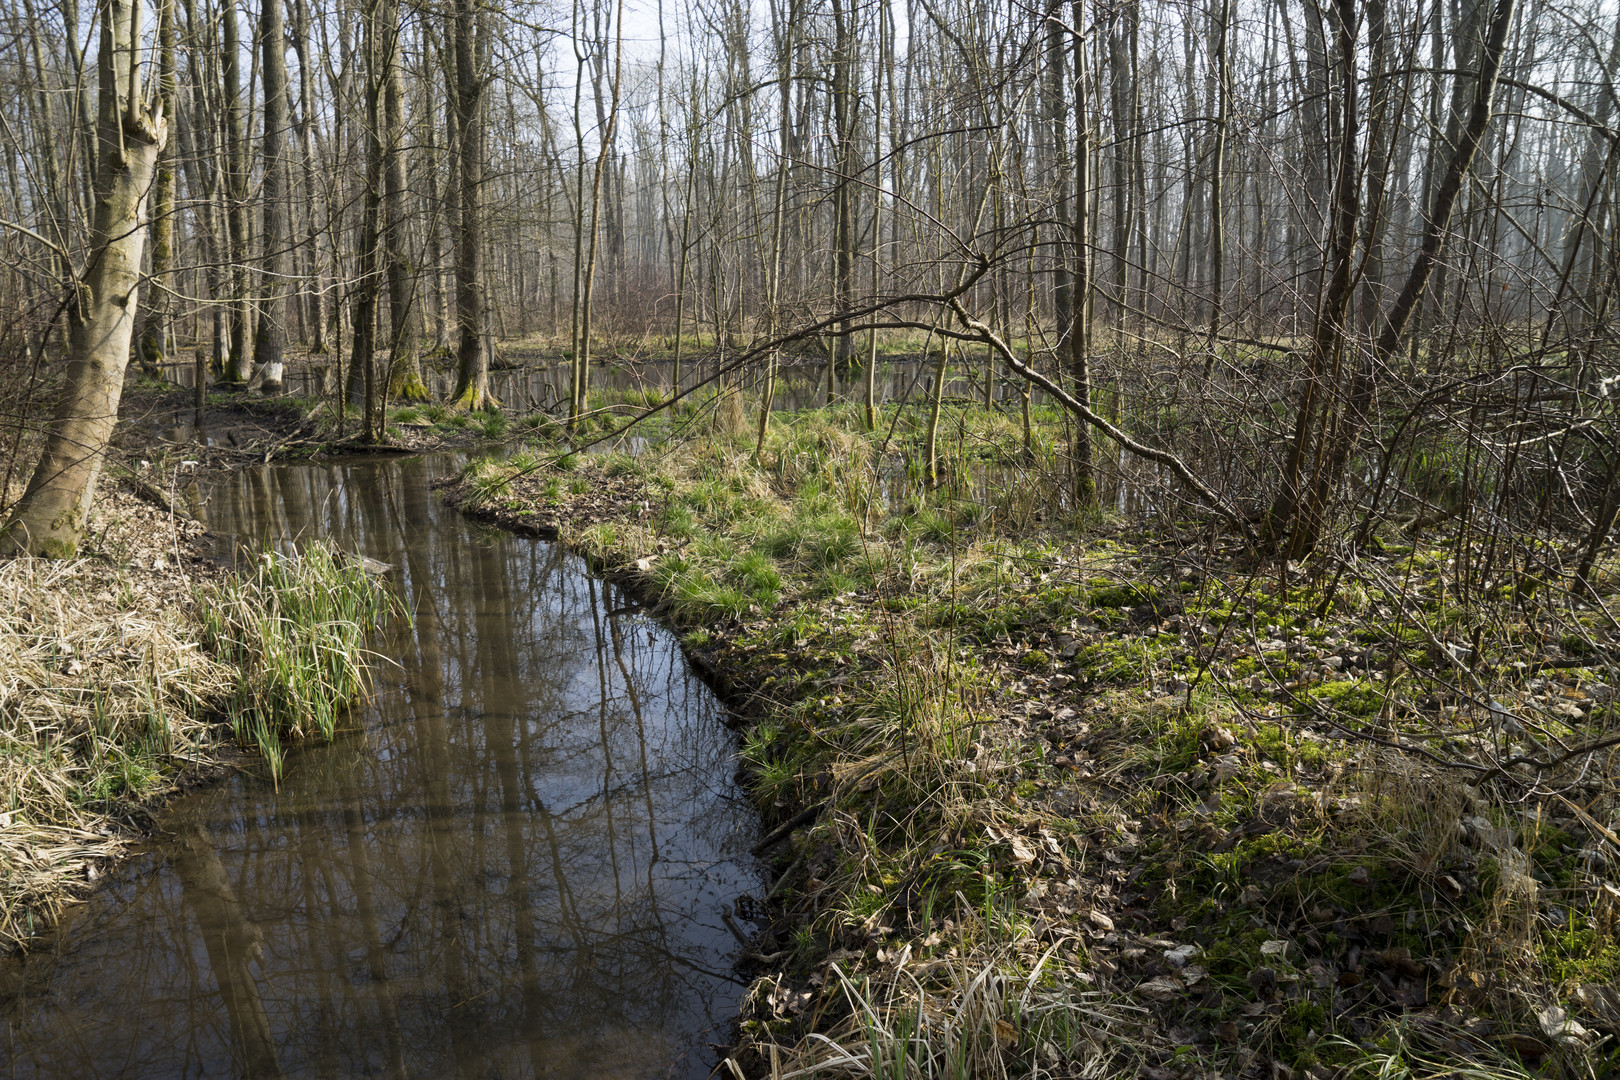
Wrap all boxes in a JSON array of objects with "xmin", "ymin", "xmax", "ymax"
[{"xmin": 1, "ymin": 0, "xmax": 167, "ymax": 557}]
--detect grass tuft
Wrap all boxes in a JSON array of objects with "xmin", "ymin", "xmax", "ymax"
[{"xmin": 196, "ymin": 542, "xmax": 396, "ymax": 780}]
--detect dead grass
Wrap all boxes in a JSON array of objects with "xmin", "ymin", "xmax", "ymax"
[
  {"xmin": 0, "ymin": 486, "xmax": 233, "ymax": 949},
  {"xmin": 0, "ymin": 478, "xmax": 393, "ymax": 952}
]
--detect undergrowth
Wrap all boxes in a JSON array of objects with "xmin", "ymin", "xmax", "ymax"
[{"xmin": 450, "ymin": 403, "xmax": 1620, "ymax": 1080}]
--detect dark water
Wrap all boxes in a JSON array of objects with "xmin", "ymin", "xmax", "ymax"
[{"xmin": 0, "ymin": 455, "xmax": 763, "ymax": 1079}]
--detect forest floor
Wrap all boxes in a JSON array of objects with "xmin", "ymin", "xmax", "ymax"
[
  {"xmin": 0, "ymin": 387, "xmax": 392, "ymax": 955},
  {"xmin": 114, "ymin": 379, "xmax": 504, "ymax": 472},
  {"xmin": 442, "ymin": 401, "xmax": 1620, "ymax": 1080}
]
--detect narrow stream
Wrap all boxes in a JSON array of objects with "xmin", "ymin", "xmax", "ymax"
[{"xmin": 0, "ymin": 454, "xmax": 764, "ymax": 1079}]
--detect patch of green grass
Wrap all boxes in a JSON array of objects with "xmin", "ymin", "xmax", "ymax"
[
  {"xmin": 1309, "ymin": 679, "xmax": 1384, "ymax": 719},
  {"xmin": 519, "ymin": 412, "xmax": 560, "ymax": 438},
  {"xmin": 1253, "ymin": 721, "xmax": 1332, "ymax": 770},
  {"xmin": 1089, "ymin": 580, "xmax": 1157, "ymax": 609},
  {"xmin": 659, "ymin": 504, "xmax": 697, "ymax": 541},
  {"xmin": 728, "ymin": 550, "xmax": 782, "ymax": 606}
]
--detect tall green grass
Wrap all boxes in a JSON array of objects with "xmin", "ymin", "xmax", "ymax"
[{"xmin": 197, "ymin": 542, "xmax": 396, "ymax": 781}]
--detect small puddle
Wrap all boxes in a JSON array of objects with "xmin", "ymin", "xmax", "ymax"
[{"xmin": 0, "ymin": 454, "xmax": 764, "ymax": 1079}]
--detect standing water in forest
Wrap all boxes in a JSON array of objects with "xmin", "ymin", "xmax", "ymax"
[{"xmin": 0, "ymin": 454, "xmax": 762, "ymax": 1079}]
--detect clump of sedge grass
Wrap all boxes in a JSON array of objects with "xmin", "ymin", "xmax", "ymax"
[{"xmin": 196, "ymin": 542, "xmax": 395, "ymax": 780}]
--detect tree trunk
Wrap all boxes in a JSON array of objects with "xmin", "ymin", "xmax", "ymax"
[
  {"xmin": 252, "ymin": 0, "xmax": 289, "ymax": 386},
  {"xmin": 1069, "ymin": 0, "xmax": 1096, "ymax": 510},
  {"xmin": 449, "ymin": 0, "xmax": 492, "ymax": 410},
  {"xmin": 222, "ymin": 0, "xmax": 253, "ymax": 379},
  {"xmin": 1202, "ymin": 0, "xmax": 1231, "ymax": 375},
  {"xmin": 384, "ymin": 8, "xmax": 428, "ymax": 402},
  {"xmin": 830, "ymin": 0, "xmax": 856, "ymax": 373},
  {"xmin": 2, "ymin": 0, "xmax": 167, "ymax": 557},
  {"xmin": 290, "ymin": 0, "xmax": 329, "ymax": 355},
  {"xmin": 352, "ymin": 0, "xmax": 390, "ymax": 439},
  {"xmin": 138, "ymin": 0, "xmax": 177, "ymax": 376}
]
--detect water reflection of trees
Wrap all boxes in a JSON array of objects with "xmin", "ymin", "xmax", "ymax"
[{"xmin": 0, "ymin": 456, "xmax": 761, "ymax": 1080}]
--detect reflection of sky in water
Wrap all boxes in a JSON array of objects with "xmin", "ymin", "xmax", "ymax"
[{"xmin": 0, "ymin": 455, "xmax": 762, "ymax": 1080}]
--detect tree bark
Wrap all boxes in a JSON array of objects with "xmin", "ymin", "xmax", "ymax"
[
  {"xmin": 384, "ymin": 6, "xmax": 428, "ymax": 401},
  {"xmin": 351, "ymin": 0, "xmax": 391, "ymax": 439},
  {"xmin": 1069, "ymin": 0, "xmax": 1096, "ymax": 510},
  {"xmin": 449, "ymin": 0, "xmax": 492, "ymax": 410},
  {"xmin": 222, "ymin": 0, "xmax": 253, "ymax": 379},
  {"xmin": 138, "ymin": 0, "xmax": 177, "ymax": 376},
  {"xmin": 2, "ymin": 0, "xmax": 167, "ymax": 557},
  {"xmin": 252, "ymin": 0, "xmax": 289, "ymax": 385}
]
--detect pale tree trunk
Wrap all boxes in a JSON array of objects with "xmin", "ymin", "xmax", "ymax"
[
  {"xmin": 290, "ymin": 0, "xmax": 329, "ymax": 355},
  {"xmin": 178, "ymin": 0, "xmax": 227, "ymax": 370},
  {"xmin": 223, "ymin": 0, "xmax": 253, "ymax": 379},
  {"xmin": 2, "ymin": 0, "xmax": 167, "ymax": 557},
  {"xmin": 138, "ymin": 0, "xmax": 176, "ymax": 375},
  {"xmin": 384, "ymin": 10, "xmax": 429, "ymax": 401},
  {"xmin": 754, "ymin": 0, "xmax": 797, "ymax": 456},
  {"xmin": 863, "ymin": 0, "xmax": 890, "ymax": 432},
  {"xmin": 1044, "ymin": 0, "xmax": 1071, "ymax": 350},
  {"xmin": 253, "ymin": 0, "xmax": 289, "ymax": 385},
  {"xmin": 569, "ymin": 0, "xmax": 625, "ymax": 424},
  {"xmin": 830, "ymin": 0, "xmax": 856, "ymax": 378}
]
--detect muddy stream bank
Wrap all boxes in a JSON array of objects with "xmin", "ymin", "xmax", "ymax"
[{"xmin": 0, "ymin": 453, "xmax": 763, "ymax": 1079}]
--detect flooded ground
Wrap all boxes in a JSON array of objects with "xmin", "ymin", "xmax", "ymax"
[
  {"xmin": 153, "ymin": 355, "xmax": 1047, "ymax": 415},
  {"xmin": 0, "ymin": 455, "xmax": 763, "ymax": 1079}
]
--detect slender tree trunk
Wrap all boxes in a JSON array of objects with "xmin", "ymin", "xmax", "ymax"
[
  {"xmin": 755, "ymin": 0, "xmax": 798, "ymax": 456},
  {"xmin": 223, "ymin": 0, "xmax": 252, "ymax": 379},
  {"xmin": 1301, "ymin": 0, "xmax": 1520, "ymax": 544},
  {"xmin": 351, "ymin": 0, "xmax": 390, "ymax": 439},
  {"xmin": 830, "ymin": 0, "xmax": 856, "ymax": 376},
  {"xmin": 290, "ymin": 0, "xmax": 329, "ymax": 355},
  {"xmin": 253, "ymin": 0, "xmax": 289, "ymax": 385},
  {"xmin": 1202, "ymin": 0, "xmax": 1231, "ymax": 375},
  {"xmin": 1044, "ymin": 0, "xmax": 1072, "ymax": 350},
  {"xmin": 449, "ymin": 0, "xmax": 492, "ymax": 410},
  {"xmin": 138, "ymin": 0, "xmax": 177, "ymax": 375},
  {"xmin": 1264, "ymin": 0, "xmax": 1360, "ymax": 552},
  {"xmin": 384, "ymin": 4, "xmax": 428, "ymax": 401},
  {"xmin": 1069, "ymin": 0, "xmax": 1096, "ymax": 510}
]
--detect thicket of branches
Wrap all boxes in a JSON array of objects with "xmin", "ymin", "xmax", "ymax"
[{"xmin": 0, "ymin": 0, "xmax": 1616, "ymax": 563}]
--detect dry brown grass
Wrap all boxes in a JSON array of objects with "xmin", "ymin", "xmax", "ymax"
[{"xmin": 0, "ymin": 485, "xmax": 233, "ymax": 950}]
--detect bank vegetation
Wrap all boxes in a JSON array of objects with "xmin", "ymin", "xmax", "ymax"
[
  {"xmin": 0, "ymin": 477, "xmax": 392, "ymax": 953},
  {"xmin": 450, "ymin": 395, "xmax": 1620, "ymax": 1079}
]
